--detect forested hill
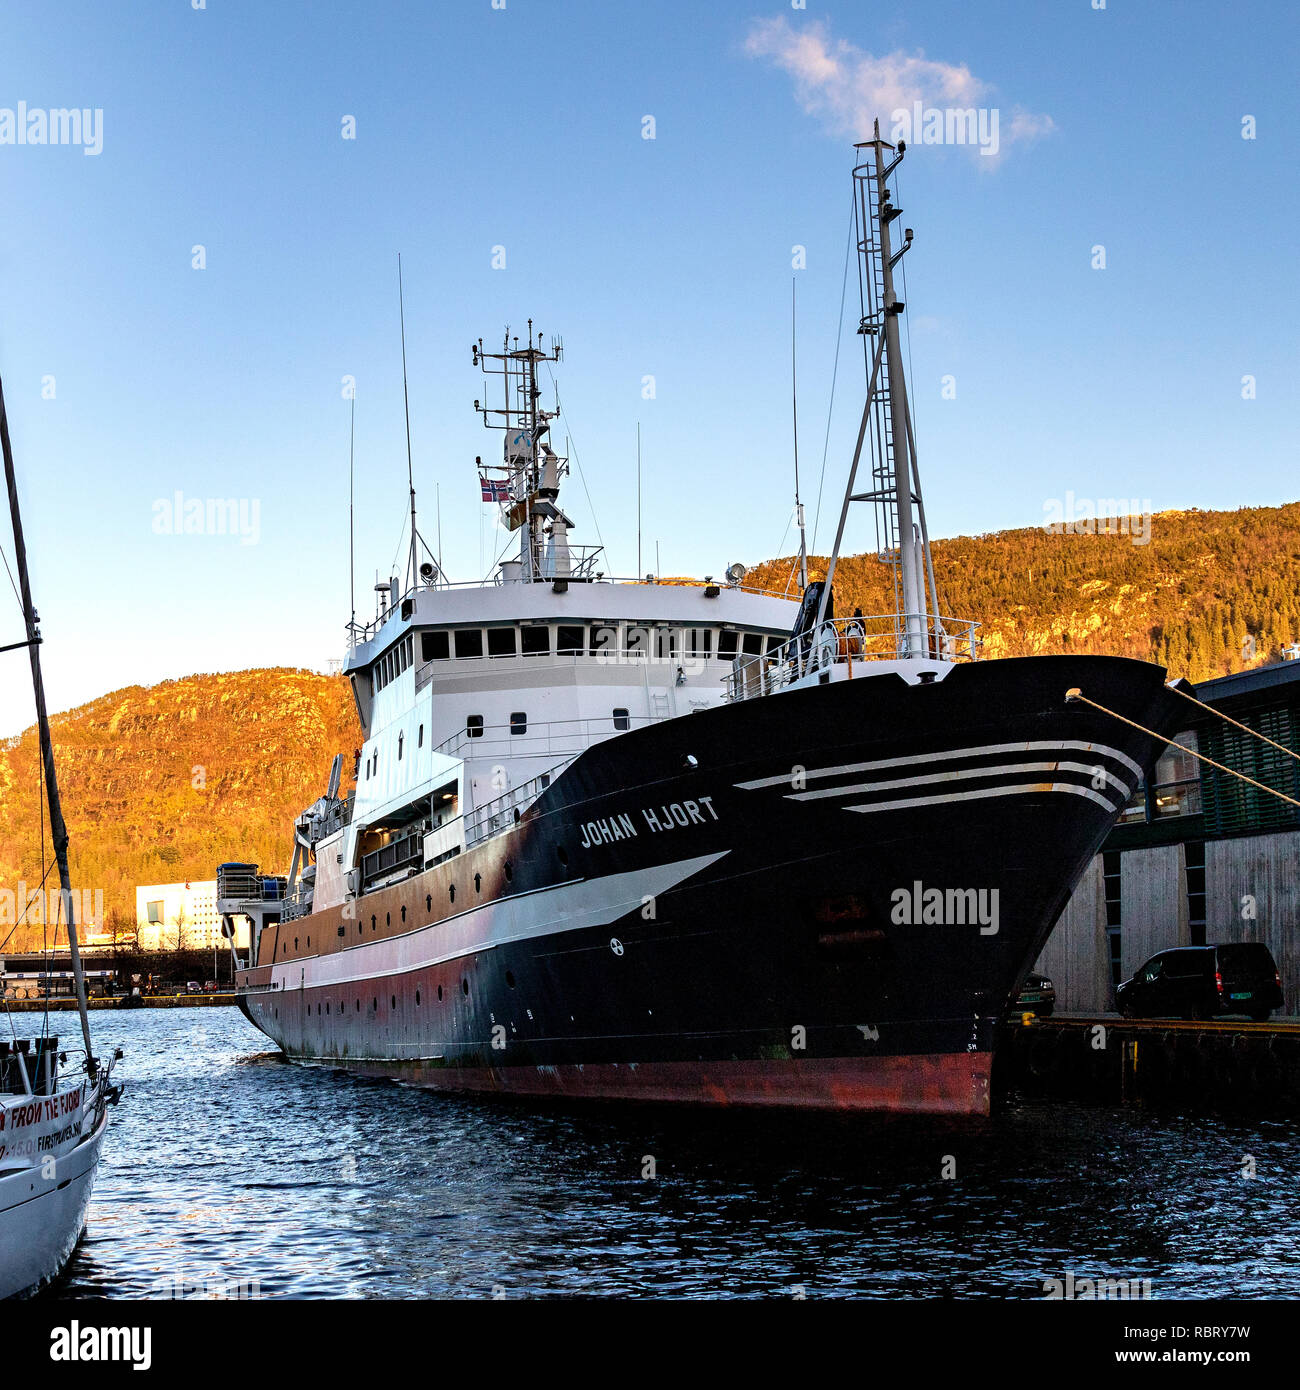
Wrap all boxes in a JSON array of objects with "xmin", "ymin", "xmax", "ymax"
[{"xmin": 0, "ymin": 669, "xmax": 359, "ymax": 953}]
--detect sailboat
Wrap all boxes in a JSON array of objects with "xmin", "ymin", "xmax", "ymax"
[{"xmin": 0, "ymin": 373, "xmax": 123, "ymax": 1299}]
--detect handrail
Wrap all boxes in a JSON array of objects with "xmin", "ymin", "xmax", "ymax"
[
  {"xmin": 726, "ymin": 613, "xmax": 981, "ymax": 702},
  {"xmin": 348, "ymin": 576, "xmax": 796, "ymax": 646}
]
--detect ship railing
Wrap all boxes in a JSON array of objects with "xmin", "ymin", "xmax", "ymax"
[
  {"xmin": 463, "ymin": 760, "xmax": 574, "ymax": 850},
  {"xmin": 726, "ymin": 613, "xmax": 981, "ymax": 702},
  {"xmin": 348, "ymin": 576, "xmax": 796, "ymax": 647}
]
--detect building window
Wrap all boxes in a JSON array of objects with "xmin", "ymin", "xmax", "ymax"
[
  {"xmin": 146, "ymin": 900, "xmax": 163, "ymax": 924},
  {"xmin": 1185, "ymin": 841, "xmax": 1207, "ymax": 947},
  {"xmin": 421, "ymin": 631, "xmax": 449, "ymax": 661},
  {"xmin": 454, "ymin": 628, "xmax": 484, "ymax": 659},
  {"xmin": 510, "ymin": 712, "xmax": 527, "ymax": 735},
  {"xmin": 1103, "ymin": 850, "xmax": 1123, "ymax": 987},
  {"xmin": 613, "ymin": 708, "xmax": 631, "ymax": 732},
  {"xmin": 521, "ymin": 625, "xmax": 549, "ymax": 657},
  {"xmin": 466, "ymin": 715, "xmax": 484, "ymax": 739},
  {"xmin": 487, "ymin": 626, "xmax": 517, "ymax": 658}
]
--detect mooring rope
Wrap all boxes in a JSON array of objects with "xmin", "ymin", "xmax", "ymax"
[
  {"xmin": 1065, "ymin": 688, "xmax": 1300, "ymax": 810},
  {"xmin": 1165, "ymin": 681, "xmax": 1300, "ymax": 767}
]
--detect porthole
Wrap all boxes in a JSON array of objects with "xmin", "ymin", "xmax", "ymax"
[
  {"xmin": 474, "ymin": 873, "xmax": 482, "ymax": 893},
  {"xmin": 401, "ymin": 905, "xmax": 407, "ymax": 922},
  {"xmin": 391, "ymin": 995, "xmax": 397, "ymax": 1010},
  {"xmin": 426, "ymin": 894, "xmax": 432, "ymax": 912},
  {"xmin": 294, "ymin": 937, "xmax": 299, "ymax": 950},
  {"xmin": 416, "ymin": 989, "xmax": 421, "ymax": 1006},
  {"xmin": 386, "ymin": 912, "xmax": 391, "ymax": 926},
  {"xmin": 437, "ymin": 984, "xmax": 443, "ymax": 1001},
  {"xmin": 556, "ymin": 846, "xmax": 568, "ymax": 866},
  {"xmin": 506, "ymin": 970, "xmax": 516, "ymax": 989},
  {"xmin": 372, "ymin": 998, "xmax": 377, "ymax": 1011},
  {"xmin": 371, "ymin": 915, "xmax": 376, "ymax": 930},
  {"xmin": 462, "ymin": 978, "xmax": 469, "ymax": 996},
  {"xmin": 326, "ymin": 1003, "xmax": 330, "ymax": 1015},
  {"xmin": 355, "ymin": 1000, "xmax": 360, "ymax": 1012},
  {"xmin": 504, "ymin": 862, "xmax": 513, "ymax": 882},
  {"xmin": 449, "ymin": 884, "xmax": 456, "ymax": 903}
]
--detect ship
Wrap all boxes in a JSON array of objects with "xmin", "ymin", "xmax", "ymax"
[{"xmin": 220, "ymin": 131, "xmax": 1185, "ymax": 1116}]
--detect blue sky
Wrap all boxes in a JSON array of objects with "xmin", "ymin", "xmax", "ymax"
[{"xmin": 0, "ymin": 0, "xmax": 1296, "ymax": 733}]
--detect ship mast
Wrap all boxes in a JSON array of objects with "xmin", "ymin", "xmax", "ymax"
[
  {"xmin": 818, "ymin": 124, "xmax": 942, "ymax": 657},
  {"xmin": 0, "ymin": 372, "xmax": 97, "ymax": 1076},
  {"xmin": 472, "ymin": 322, "xmax": 567, "ymax": 584}
]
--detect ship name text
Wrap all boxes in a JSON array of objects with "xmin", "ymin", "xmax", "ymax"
[{"xmin": 579, "ymin": 797, "xmax": 719, "ymax": 848}]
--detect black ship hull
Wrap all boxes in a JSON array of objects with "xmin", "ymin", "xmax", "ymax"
[{"xmin": 236, "ymin": 655, "xmax": 1183, "ymax": 1115}]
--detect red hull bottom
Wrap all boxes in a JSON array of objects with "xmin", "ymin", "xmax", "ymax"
[{"xmin": 314, "ymin": 1052, "xmax": 993, "ymax": 1117}]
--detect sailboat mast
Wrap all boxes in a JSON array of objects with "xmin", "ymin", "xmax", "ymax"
[{"xmin": 0, "ymin": 374, "xmax": 96, "ymax": 1075}]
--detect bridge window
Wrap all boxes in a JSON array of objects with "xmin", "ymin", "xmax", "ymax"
[
  {"xmin": 421, "ymin": 631, "xmax": 449, "ymax": 661},
  {"xmin": 557, "ymin": 625, "xmax": 585, "ymax": 655},
  {"xmin": 742, "ymin": 632, "xmax": 764, "ymax": 657},
  {"xmin": 466, "ymin": 715, "xmax": 484, "ymax": 739},
  {"xmin": 717, "ymin": 629, "xmax": 738, "ymax": 661},
  {"xmin": 455, "ymin": 628, "xmax": 484, "ymax": 659},
  {"xmin": 627, "ymin": 625, "xmax": 650, "ymax": 659},
  {"xmin": 521, "ymin": 625, "xmax": 549, "ymax": 657},
  {"xmin": 510, "ymin": 712, "xmax": 527, "ymax": 735},
  {"xmin": 590, "ymin": 624, "xmax": 618, "ymax": 657},
  {"xmin": 487, "ymin": 626, "xmax": 517, "ymax": 657},
  {"xmin": 687, "ymin": 628, "xmax": 713, "ymax": 659},
  {"xmin": 613, "ymin": 707, "xmax": 631, "ymax": 731}
]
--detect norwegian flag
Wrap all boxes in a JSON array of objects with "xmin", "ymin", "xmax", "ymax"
[{"xmin": 480, "ymin": 476, "xmax": 510, "ymax": 503}]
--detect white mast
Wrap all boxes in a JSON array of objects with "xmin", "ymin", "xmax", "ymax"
[{"xmin": 818, "ymin": 124, "xmax": 938, "ymax": 657}]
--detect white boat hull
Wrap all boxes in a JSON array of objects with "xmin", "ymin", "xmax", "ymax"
[{"xmin": 0, "ymin": 1091, "xmax": 109, "ymax": 1300}]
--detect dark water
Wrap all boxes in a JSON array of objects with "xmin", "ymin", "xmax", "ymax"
[{"xmin": 53, "ymin": 1008, "xmax": 1300, "ymax": 1299}]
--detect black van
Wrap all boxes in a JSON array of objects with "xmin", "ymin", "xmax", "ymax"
[{"xmin": 1116, "ymin": 943, "xmax": 1283, "ymax": 1021}]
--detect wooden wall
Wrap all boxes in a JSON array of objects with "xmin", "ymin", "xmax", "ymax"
[
  {"xmin": 1207, "ymin": 830, "xmax": 1300, "ymax": 1013},
  {"xmin": 1118, "ymin": 843, "xmax": 1188, "ymax": 980},
  {"xmin": 1034, "ymin": 856, "xmax": 1113, "ymax": 1013}
]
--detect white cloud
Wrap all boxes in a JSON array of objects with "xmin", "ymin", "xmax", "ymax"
[{"xmin": 744, "ymin": 17, "xmax": 1055, "ymax": 161}]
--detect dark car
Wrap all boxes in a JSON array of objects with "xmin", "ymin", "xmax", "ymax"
[
  {"xmin": 1013, "ymin": 973, "xmax": 1056, "ymax": 1017},
  {"xmin": 1116, "ymin": 944, "xmax": 1283, "ymax": 1022}
]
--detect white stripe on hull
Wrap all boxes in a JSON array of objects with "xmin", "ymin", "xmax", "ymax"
[
  {"xmin": 787, "ymin": 759, "xmax": 1131, "ymax": 802},
  {"xmin": 734, "ymin": 739, "xmax": 1144, "ymax": 790},
  {"xmin": 845, "ymin": 781, "xmax": 1119, "ymax": 815},
  {"xmin": 271, "ymin": 850, "xmax": 729, "ymax": 993}
]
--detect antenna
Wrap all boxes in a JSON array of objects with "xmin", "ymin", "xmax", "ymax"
[
  {"xmin": 792, "ymin": 277, "xmax": 808, "ymax": 592},
  {"xmin": 398, "ymin": 253, "xmax": 417, "ymax": 595},
  {"xmin": 636, "ymin": 422, "xmax": 642, "ymax": 581},
  {"xmin": 348, "ymin": 395, "xmax": 356, "ymax": 631}
]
